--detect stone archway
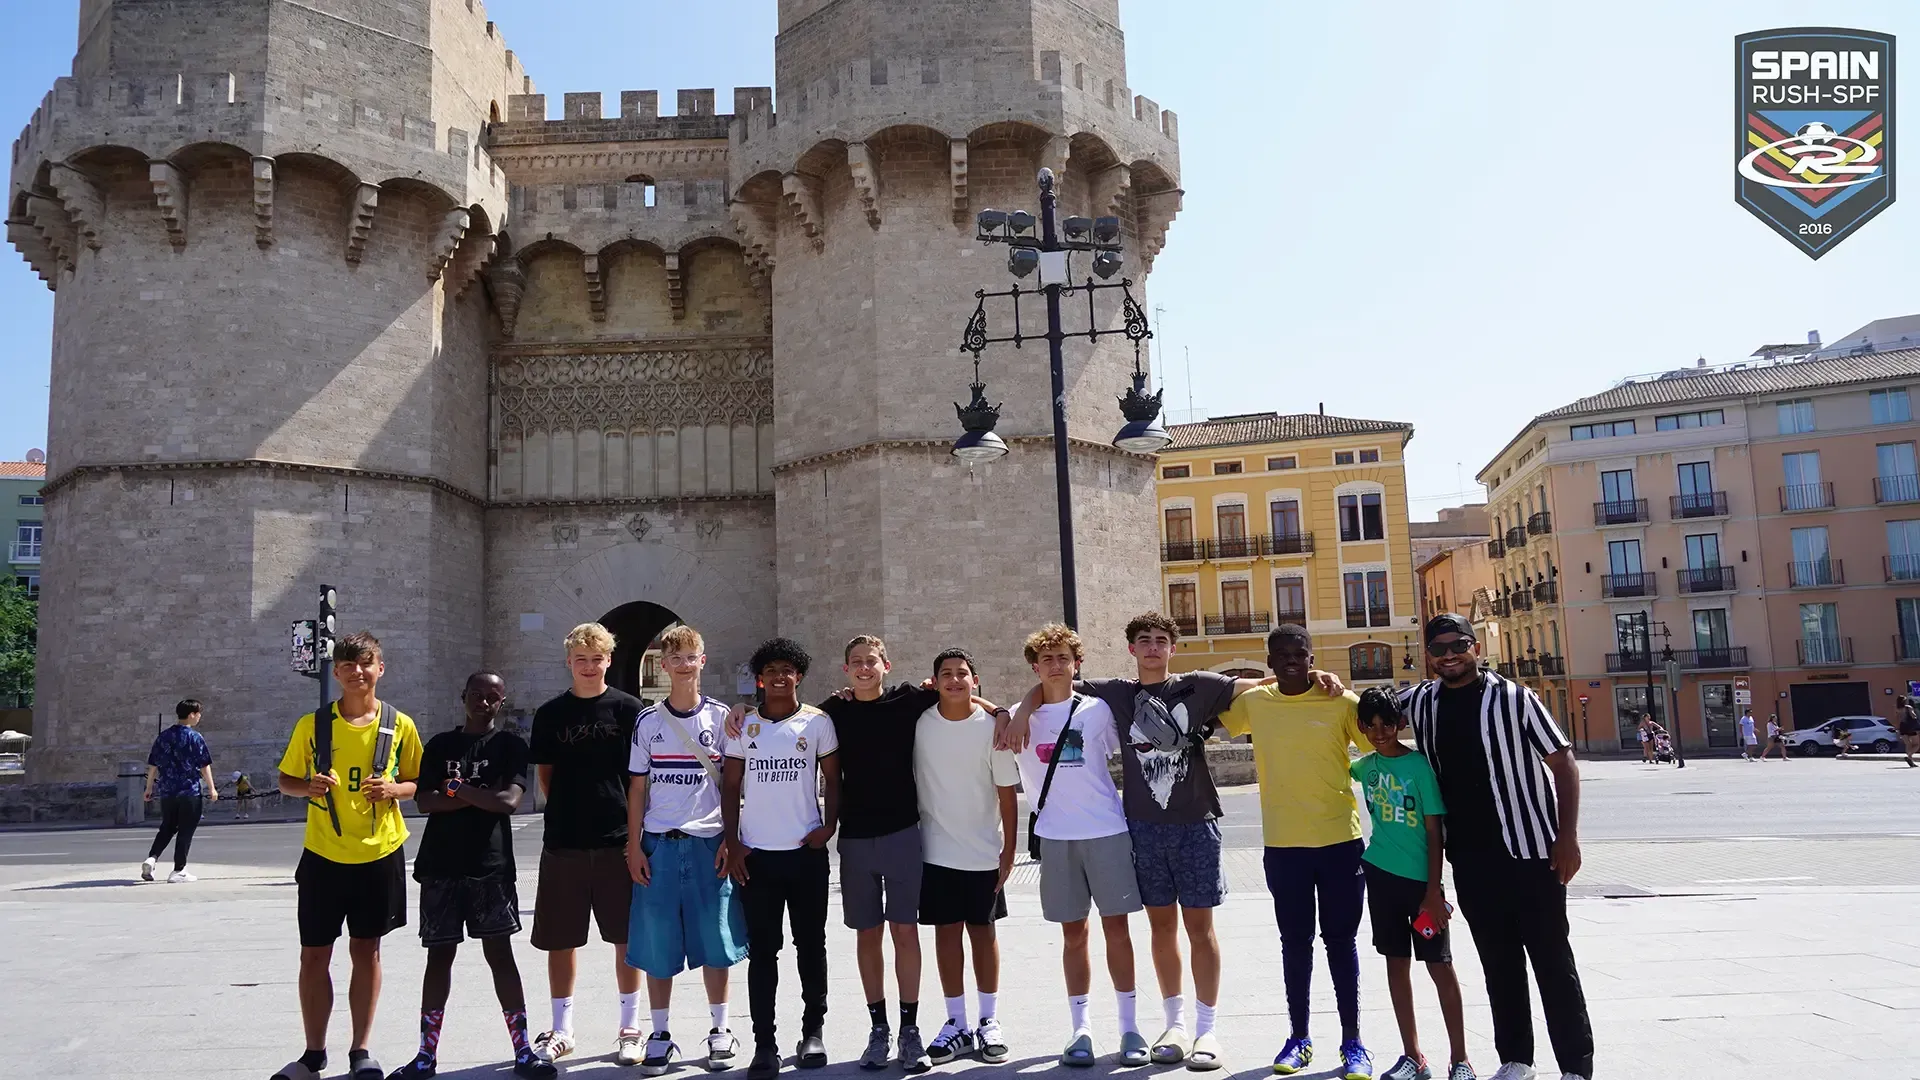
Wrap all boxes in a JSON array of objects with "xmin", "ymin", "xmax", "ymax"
[{"xmin": 600, "ymin": 600, "xmax": 681, "ymax": 699}]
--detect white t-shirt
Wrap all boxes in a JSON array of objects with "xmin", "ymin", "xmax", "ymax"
[
  {"xmin": 1768, "ymin": 720, "xmax": 1782, "ymax": 739},
  {"xmin": 1012, "ymin": 693, "xmax": 1128, "ymax": 842},
  {"xmin": 629, "ymin": 696, "xmax": 729, "ymax": 837},
  {"xmin": 1738, "ymin": 715, "xmax": 1757, "ymax": 743},
  {"xmin": 914, "ymin": 703, "xmax": 1021, "ymax": 871},
  {"xmin": 723, "ymin": 704, "xmax": 839, "ymax": 851}
]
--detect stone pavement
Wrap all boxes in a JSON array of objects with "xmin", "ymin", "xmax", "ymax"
[{"xmin": 6, "ymin": 835, "xmax": 1920, "ymax": 1080}]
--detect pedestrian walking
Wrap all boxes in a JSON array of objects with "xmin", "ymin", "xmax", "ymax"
[
  {"xmin": 141, "ymin": 699, "xmax": 218, "ymax": 883},
  {"xmin": 1406, "ymin": 614, "xmax": 1592, "ymax": 1080},
  {"xmin": 234, "ymin": 771, "xmax": 253, "ymax": 820},
  {"xmin": 1759, "ymin": 715, "xmax": 1788, "ymax": 762},
  {"xmin": 1636, "ymin": 714, "xmax": 1656, "ymax": 764},
  {"xmin": 1833, "ymin": 719, "xmax": 1854, "ymax": 758},
  {"xmin": 1737, "ymin": 709, "xmax": 1758, "ymax": 761},
  {"xmin": 1897, "ymin": 696, "xmax": 1919, "ymax": 768}
]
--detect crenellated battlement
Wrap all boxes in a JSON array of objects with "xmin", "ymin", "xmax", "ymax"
[{"xmin": 488, "ymin": 87, "xmax": 772, "ymax": 147}]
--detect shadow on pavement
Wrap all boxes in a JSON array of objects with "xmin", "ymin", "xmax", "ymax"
[{"xmin": 16, "ymin": 878, "xmax": 144, "ymax": 890}]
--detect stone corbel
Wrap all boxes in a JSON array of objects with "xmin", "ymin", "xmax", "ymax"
[
  {"xmin": 1041, "ymin": 136, "xmax": 1071, "ymax": 184},
  {"xmin": 6, "ymin": 218, "xmax": 58, "ymax": 288},
  {"xmin": 22, "ymin": 193, "xmax": 77, "ymax": 272},
  {"xmin": 847, "ymin": 142, "xmax": 881, "ymax": 229},
  {"xmin": 780, "ymin": 172, "xmax": 824, "ymax": 252},
  {"xmin": 148, "ymin": 161, "xmax": 188, "ymax": 250},
  {"xmin": 345, "ymin": 183, "xmax": 379, "ymax": 264},
  {"xmin": 486, "ymin": 259, "xmax": 526, "ymax": 336},
  {"xmin": 47, "ymin": 164, "xmax": 103, "ymax": 251},
  {"xmin": 426, "ymin": 208, "xmax": 470, "ymax": 281},
  {"xmin": 728, "ymin": 199, "xmax": 777, "ymax": 270},
  {"xmin": 583, "ymin": 254, "xmax": 606, "ymax": 320},
  {"xmin": 250, "ymin": 156, "xmax": 274, "ymax": 248},
  {"xmin": 451, "ymin": 232, "xmax": 496, "ymax": 297},
  {"xmin": 1136, "ymin": 188, "xmax": 1183, "ymax": 272},
  {"xmin": 664, "ymin": 253, "xmax": 685, "ymax": 320},
  {"xmin": 949, "ymin": 139, "xmax": 970, "ymax": 226},
  {"xmin": 1096, "ymin": 163, "xmax": 1132, "ymax": 220}
]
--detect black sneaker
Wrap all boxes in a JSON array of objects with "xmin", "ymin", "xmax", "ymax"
[
  {"xmin": 706, "ymin": 1028, "xmax": 740, "ymax": 1072},
  {"xmin": 747, "ymin": 1046, "xmax": 782, "ymax": 1080},
  {"xmin": 641, "ymin": 1031, "xmax": 679, "ymax": 1076},
  {"xmin": 385, "ymin": 1055, "xmax": 437, "ymax": 1080},
  {"xmin": 513, "ymin": 1052, "xmax": 558, "ymax": 1080}
]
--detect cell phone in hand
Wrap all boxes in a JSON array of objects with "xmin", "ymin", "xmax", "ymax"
[{"xmin": 1412, "ymin": 901, "xmax": 1455, "ymax": 939}]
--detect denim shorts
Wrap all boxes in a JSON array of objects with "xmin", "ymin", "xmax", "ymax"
[
  {"xmin": 626, "ymin": 832, "xmax": 748, "ymax": 978},
  {"xmin": 1128, "ymin": 818, "xmax": 1227, "ymax": 909}
]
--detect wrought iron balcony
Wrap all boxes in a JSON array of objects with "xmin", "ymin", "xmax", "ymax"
[
  {"xmin": 1533, "ymin": 579, "xmax": 1559, "ymax": 603},
  {"xmin": 1269, "ymin": 532, "xmax": 1315, "ymax": 556},
  {"xmin": 1351, "ymin": 660, "xmax": 1395, "ymax": 682},
  {"xmin": 1670, "ymin": 491, "xmax": 1729, "ymax": 519},
  {"xmin": 1601, "ymin": 571, "xmax": 1654, "ymax": 598},
  {"xmin": 1161, "ymin": 539, "xmax": 1204, "ymax": 562},
  {"xmin": 1676, "ymin": 566, "xmax": 1736, "ymax": 594},
  {"xmin": 1345, "ymin": 607, "xmax": 1368, "ymax": 629},
  {"xmin": 1505, "ymin": 526, "xmax": 1528, "ymax": 549},
  {"xmin": 1490, "ymin": 597, "xmax": 1511, "ymax": 617},
  {"xmin": 1673, "ymin": 647, "xmax": 1748, "ymax": 670},
  {"xmin": 1593, "ymin": 499, "xmax": 1650, "ymax": 526},
  {"xmin": 1788, "ymin": 559, "xmax": 1843, "ymax": 587},
  {"xmin": 1888, "ymin": 554, "xmax": 1920, "ymax": 582},
  {"xmin": 1495, "ymin": 661, "xmax": 1517, "ymax": 678},
  {"xmin": 1275, "ymin": 608, "xmax": 1307, "ymax": 627},
  {"xmin": 1204, "ymin": 611, "xmax": 1271, "ymax": 637},
  {"xmin": 1780, "ymin": 482, "xmax": 1835, "ymax": 511},
  {"xmin": 1527, "ymin": 511, "xmax": 1553, "ymax": 536},
  {"xmin": 1486, "ymin": 537, "xmax": 1506, "ymax": 559},
  {"xmin": 1539, "ymin": 654, "xmax": 1566, "ymax": 676},
  {"xmin": 1517, "ymin": 658, "xmax": 1541, "ymax": 677},
  {"xmin": 1213, "ymin": 534, "xmax": 1260, "ymax": 560},
  {"xmin": 1876, "ymin": 473, "xmax": 1920, "ymax": 504},
  {"xmin": 1796, "ymin": 636, "xmax": 1852, "ymax": 666},
  {"xmin": 1897, "ymin": 635, "xmax": 1920, "ymax": 662},
  {"xmin": 1510, "ymin": 590, "xmax": 1534, "ymax": 612},
  {"xmin": 1172, "ymin": 615, "xmax": 1199, "ymax": 638},
  {"xmin": 1605, "ymin": 651, "xmax": 1654, "ymax": 674}
]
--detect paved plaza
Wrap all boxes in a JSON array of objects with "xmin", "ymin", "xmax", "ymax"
[{"xmin": 4, "ymin": 757, "xmax": 1919, "ymax": 1079}]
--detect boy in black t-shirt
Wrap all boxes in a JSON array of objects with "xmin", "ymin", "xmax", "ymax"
[{"xmin": 389, "ymin": 672, "xmax": 554, "ymax": 1080}]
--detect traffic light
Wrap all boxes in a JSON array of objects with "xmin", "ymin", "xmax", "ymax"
[{"xmin": 318, "ymin": 584, "xmax": 337, "ymax": 663}]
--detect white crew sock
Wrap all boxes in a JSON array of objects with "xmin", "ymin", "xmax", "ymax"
[
  {"xmin": 945, "ymin": 995, "xmax": 968, "ymax": 1028},
  {"xmin": 552, "ymin": 997, "xmax": 575, "ymax": 1035},
  {"xmin": 1116, "ymin": 989, "xmax": 1138, "ymax": 1035},
  {"xmin": 650, "ymin": 1008, "xmax": 670, "ymax": 1035},
  {"xmin": 1068, "ymin": 994, "xmax": 1091, "ymax": 1037},
  {"xmin": 618, "ymin": 992, "xmax": 641, "ymax": 1032},
  {"xmin": 1195, "ymin": 1001, "xmax": 1216, "ymax": 1037},
  {"xmin": 711, "ymin": 1002, "xmax": 729, "ymax": 1031},
  {"xmin": 1163, "ymin": 994, "xmax": 1186, "ymax": 1031},
  {"xmin": 976, "ymin": 990, "xmax": 997, "ymax": 1022}
]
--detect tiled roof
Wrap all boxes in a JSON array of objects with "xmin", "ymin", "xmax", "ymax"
[
  {"xmin": 1167, "ymin": 411, "xmax": 1413, "ymax": 451},
  {"xmin": 1537, "ymin": 349, "xmax": 1920, "ymax": 420},
  {"xmin": 0, "ymin": 462, "xmax": 45, "ymax": 479}
]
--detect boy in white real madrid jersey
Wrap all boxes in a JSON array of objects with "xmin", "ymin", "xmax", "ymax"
[
  {"xmin": 721, "ymin": 638, "xmax": 841, "ymax": 1080},
  {"xmin": 626, "ymin": 625, "xmax": 748, "ymax": 1075}
]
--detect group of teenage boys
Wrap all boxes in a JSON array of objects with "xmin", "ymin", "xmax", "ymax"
[{"xmin": 266, "ymin": 609, "xmax": 1592, "ymax": 1080}]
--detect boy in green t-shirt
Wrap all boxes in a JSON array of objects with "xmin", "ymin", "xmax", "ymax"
[{"xmin": 1351, "ymin": 688, "xmax": 1472, "ymax": 1080}]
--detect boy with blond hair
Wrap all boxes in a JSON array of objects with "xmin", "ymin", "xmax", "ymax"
[
  {"xmin": 529, "ymin": 623, "xmax": 648, "ymax": 1066},
  {"xmin": 625, "ymin": 624, "xmax": 747, "ymax": 1073}
]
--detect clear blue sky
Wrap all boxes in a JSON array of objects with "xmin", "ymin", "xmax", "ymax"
[{"xmin": 1, "ymin": 1, "xmax": 1914, "ymax": 518}]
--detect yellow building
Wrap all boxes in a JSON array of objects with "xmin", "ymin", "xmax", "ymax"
[{"xmin": 1156, "ymin": 411, "xmax": 1421, "ymax": 686}]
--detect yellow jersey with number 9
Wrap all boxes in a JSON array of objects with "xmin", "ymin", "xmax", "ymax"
[{"xmin": 278, "ymin": 707, "xmax": 424, "ymax": 864}]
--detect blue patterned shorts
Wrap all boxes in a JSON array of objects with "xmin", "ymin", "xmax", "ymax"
[{"xmin": 1128, "ymin": 819, "xmax": 1226, "ymax": 909}]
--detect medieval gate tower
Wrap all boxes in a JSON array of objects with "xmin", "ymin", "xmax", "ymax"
[{"xmin": 9, "ymin": 0, "xmax": 1180, "ymax": 783}]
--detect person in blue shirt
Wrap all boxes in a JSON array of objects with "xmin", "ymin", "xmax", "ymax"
[{"xmin": 142, "ymin": 699, "xmax": 217, "ymax": 883}]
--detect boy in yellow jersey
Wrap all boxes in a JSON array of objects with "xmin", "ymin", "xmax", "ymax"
[
  {"xmin": 1217, "ymin": 624, "xmax": 1372, "ymax": 1080},
  {"xmin": 271, "ymin": 631, "xmax": 425, "ymax": 1080}
]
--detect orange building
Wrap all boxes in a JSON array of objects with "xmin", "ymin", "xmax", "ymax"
[{"xmin": 1476, "ymin": 348, "xmax": 1920, "ymax": 752}]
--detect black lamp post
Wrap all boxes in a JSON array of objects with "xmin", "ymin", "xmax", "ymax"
[{"xmin": 954, "ymin": 167, "xmax": 1165, "ymax": 629}]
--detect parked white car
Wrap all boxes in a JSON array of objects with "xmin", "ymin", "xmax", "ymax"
[{"xmin": 1783, "ymin": 715, "xmax": 1903, "ymax": 756}]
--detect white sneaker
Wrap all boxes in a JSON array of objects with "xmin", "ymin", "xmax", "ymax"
[
  {"xmin": 533, "ymin": 1030, "xmax": 576, "ymax": 1063},
  {"xmin": 167, "ymin": 869, "xmax": 196, "ymax": 883},
  {"xmin": 140, "ymin": 857, "xmax": 156, "ymax": 882},
  {"xmin": 1487, "ymin": 1066, "xmax": 1537, "ymax": 1080}
]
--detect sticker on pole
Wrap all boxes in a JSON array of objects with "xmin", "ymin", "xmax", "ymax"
[
  {"xmin": 1736, "ymin": 28, "xmax": 1895, "ymax": 258},
  {"xmin": 291, "ymin": 619, "xmax": 319, "ymax": 675}
]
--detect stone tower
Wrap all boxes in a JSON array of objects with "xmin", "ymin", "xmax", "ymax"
[
  {"xmin": 10, "ymin": 0, "xmax": 524, "ymax": 779},
  {"xmin": 731, "ymin": 0, "xmax": 1182, "ymax": 692}
]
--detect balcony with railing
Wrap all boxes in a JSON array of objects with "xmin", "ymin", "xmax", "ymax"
[
  {"xmin": 1796, "ymin": 636, "xmax": 1853, "ymax": 666},
  {"xmin": 8, "ymin": 540, "xmax": 40, "ymax": 565},
  {"xmin": 1539, "ymin": 654, "xmax": 1566, "ymax": 676},
  {"xmin": 1527, "ymin": 511, "xmax": 1553, "ymax": 536},
  {"xmin": 1606, "ymin": 651, "xmax": 1657, "ymax": 674},
  {"xmin": 1886, "ymin": 554, "xmax": 1920, "ymax": 582},
  {"xmin": 1601, "ymin": 571, "xmax": 1654, "ymax": 598},
  {"xmin": 1897, "ymin": 635, "xmax": 1920, "ymax": 662},
  {"xmin": 1594, "ymin": 499, "xmax": 1650, "ymax": 526},
  {"xmin": 1788, "ymin": 559, "xmax": 1844, "ymax": 587},
  {"xmin": 1212, "ymin": 534, "xmax": 1260, "ymax": 560},
  {"xmin": 1510, "ymin": 590, "xmax": 1534, "ymax": 612},
  {"xmin": 1780, "ymin": 482, "xmax": 1836, "ymax": 512},
  {"xmin": 1161, "ymin": 539, "xmax": 1204, "ymax": 562},
  {"xmin": 1673, "ymin": 646, "xmax": 1749, "ymax": 670},
  {"xmin": 1670, "ymin": 491, "xmax": 1729, "ymax": 519},
  {"xmin": 1533, "ymin": 579, "xmax": 1559, "ymax": 603},
  {"xmin": 1275, "ymin": 608, "xmax": 1307, "ymax": 627},
  {"xmin": 1204, "ymin": 611, "xmax": 1271, "ymax": 637},
  {"xmin": 1345, "ymin": 606, "xmax": 1368, "ymax": 629},
  {"xmin": 1172, "ymin": 615, "xmax": 1199, "ymax": 638},
  {"xmin": 1495, "ymin": 661, "xmax": 1517, "ymax": 678},
  {"xmin": 1676, "ymin": 566, "xmax": 1736, "ymax": 594},
  {"xmin": 1875, "ymin": 474, "xmax": 1920, "ymax": 504},
  {"xmin": 1486, "ymin": 537, "xmax": 1506, "ymax": 559},
  {"xmin": 1268, "ymin": 532, "xmax": 1315, "ymax": 556},
  {"xmin": 1490, "ymin": 596, "xmax": 1511, "ymax": 617},
  {"xmin": 1517, "ymin": 658, "xmax": 1541, "ymax": 677},
  {"xmin": 1505, "ymin": 526, "xmax": 1528, "ymax": 549},
  {"xmin": 1351, "ymin": 658, "xmax": 1395, "ymax": 681}
]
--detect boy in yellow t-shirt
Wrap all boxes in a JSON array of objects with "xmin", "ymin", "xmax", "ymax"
[
  {"xmin": 271, "ymin": 631, "xmax": 424, "ymax": 1080},
  {"xmin": 1217, "ymin": 624, "xmax": 1372, "ymax": 1080}
]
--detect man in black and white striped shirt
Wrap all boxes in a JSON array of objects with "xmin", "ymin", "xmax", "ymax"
[{"xmin": 1405, "ymin": 614, "xmax": 1592, "ymax": 1080}]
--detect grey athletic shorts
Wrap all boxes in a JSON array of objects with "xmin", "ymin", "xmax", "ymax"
[
  {"xmin": 1038, "ymin": 832, "xmax": 1143, "ymax": 923},
  {"xmin": 838, "ymin": 825, "xmax": 923, "ymax": 930}
]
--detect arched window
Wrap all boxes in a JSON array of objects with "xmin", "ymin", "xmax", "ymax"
[
  {"xmin": 625, "ymin": 174, "xmax": 658, "ymax": 208},
  {"xmin": 1349, "ymin": 643, "xmax": 1392, "ymax": 681}
]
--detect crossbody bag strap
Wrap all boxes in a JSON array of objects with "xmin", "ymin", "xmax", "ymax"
[
  {"xmin": 1032, "ymin": 693, "xmax": 1086, "ymax": 817},
  {"xmin": 371, "ymin": 701, "xmax": 398, "ymax": 778},
  {"xmin": 657, "ymin": 701, "xmax": 725, "ymax": 788}
]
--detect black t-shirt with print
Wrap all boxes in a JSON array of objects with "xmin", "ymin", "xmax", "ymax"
[
  {"xmin": 414, "ymin": 727, "xmax": 531, "ymax": 881},
  {"xmin": 530, "ymin": 688, "xmax": 644, "ymax": 849},
  {"xmin": 823, "ymin": 684, "xmax": 939, "ymax": 839}
]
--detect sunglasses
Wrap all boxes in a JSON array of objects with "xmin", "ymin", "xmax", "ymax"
[{"xmin": 1425, "ymin": 639, "xmax": 1476, "ymax": 657}]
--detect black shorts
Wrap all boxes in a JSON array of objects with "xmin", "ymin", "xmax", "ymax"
[
  {"xmin": 1363, "ymin": 862, "xmax": 1450, "ymax": 964},
  {"xmin": 296, "ymin": 847, "xmax": 408, "ymax": 947},
  {"xmin": 918, "ymin": 863, "xmax": 1008, "ymax": 927},
  {"xmin": 530, "ymin": 846, "xmax": 631, "ymax": 950},
  {"xmin": 419, "ymin": 876, "xmax": 522, "ymax": 947}
]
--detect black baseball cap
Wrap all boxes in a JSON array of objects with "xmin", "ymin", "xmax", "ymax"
[{"xmin": 1424, "ymin": 613, "xmax": 1476, "ymax": 644}]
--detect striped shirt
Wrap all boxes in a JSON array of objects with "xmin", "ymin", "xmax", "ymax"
[
  {"xmin": 628, "ymin": 697, "xmax": 728, "ymax": 838},
  {"xmin": 1405, "ymin": 671, "xmax": 1571, "ymax": 861}
]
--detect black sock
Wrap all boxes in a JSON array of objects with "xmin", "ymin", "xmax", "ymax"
[
  {"xmin": 867, "ymin": 1000, "xmax": 888, "ymax": 1029},
  {"xmin": 348, "ymin": 1049, "xmax": 370, "ymax": 1067},
  {"xmin": 298, "ymin": 1050, "xmax": 327, "ymax": 1072},
  {"xmin": 900, "ymin": 1001, "xmax": 918, "ymax": 1029}
]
